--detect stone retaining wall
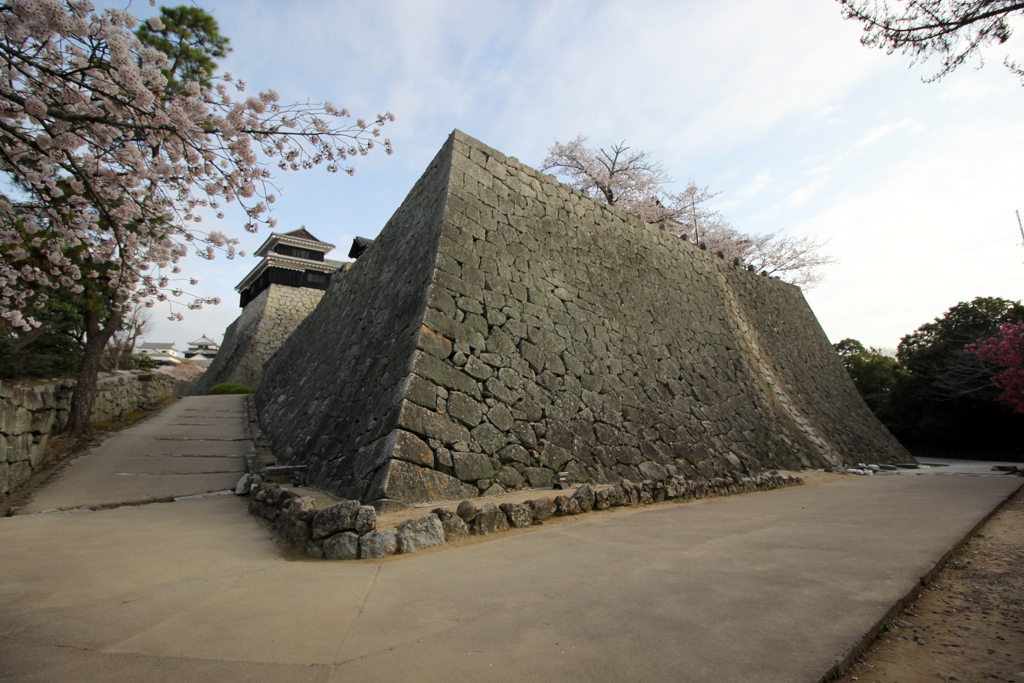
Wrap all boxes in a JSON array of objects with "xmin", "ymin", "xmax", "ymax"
[
  {"xmin": 191, "ymin": 283, "xmax": 330, "ymax": 395},
  {"xmin": 257, "ymin": 130, "xmax": 908, "ymax": 510},
  {"xmin": 239, "ymin": 472, "xmax": 804, "ymax": 560},
  {"xmin": 0, "ymin": 371, "xmax": 175, "ymax": 499}
]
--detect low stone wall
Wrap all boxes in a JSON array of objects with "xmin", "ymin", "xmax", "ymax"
[
  {"xmin": 239, "ymin": 472, "xmax": 803, "ymax": 560},
  {"xmin": 0, "ymin": 371, "xmax": 175, "ymax": 500}
]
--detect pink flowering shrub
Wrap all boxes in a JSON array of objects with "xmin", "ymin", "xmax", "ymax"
[{"xmin": 968, "ymin": 322, "xmax": 1024, "ymax": 414}]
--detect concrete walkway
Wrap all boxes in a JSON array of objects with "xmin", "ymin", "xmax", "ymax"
[
  {"xmin": 0, "ymin": 398, "xmax": 1020, "ymax": 682},
  {"xmin": 20, "ymin": 395, "xmax": 250, "ymax": 513}
]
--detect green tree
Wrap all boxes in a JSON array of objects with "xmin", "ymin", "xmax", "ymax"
[
  {"xmin": 135, "ymin": 5, "xmax": 231, "ymax": 95},
  {"xmin": 833, "ymin": 339, "xmax": 904, "ymax": 418},
  {"xmin": 897, "ymin": 297, "xmax": 1024, "ymax": 400},
  {"xmin": 889, "ymin": 297, "xmax": 1024, "ymax": 451}
]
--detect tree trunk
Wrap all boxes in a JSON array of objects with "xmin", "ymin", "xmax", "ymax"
[{"xmin": 65, "ymin": 308, "xmax": 123, "ymax": 438}]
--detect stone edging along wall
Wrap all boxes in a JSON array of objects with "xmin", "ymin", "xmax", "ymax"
[
  {"xmin": 239, "ymin": 472, "xmax": 803, "ymax": 560},
  {"xmin": 0, "ymin": 372, "xmax": 176, "ymax": 500}
]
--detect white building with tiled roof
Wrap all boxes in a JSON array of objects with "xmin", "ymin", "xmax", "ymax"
[{"xmin": 138, "ymin": 341, "xmax": 183, "ymax": 366}]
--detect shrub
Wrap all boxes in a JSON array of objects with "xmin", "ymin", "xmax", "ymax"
[{"xmin": 207, "ymin": 382, "xmax": 256, "ymax": 395}]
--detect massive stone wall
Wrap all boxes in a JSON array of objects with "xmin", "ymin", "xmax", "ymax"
[
  {"xmin": 257, "ymin": 130, "xmax": 908, "ymax": 509},
  {"xmin": 1, "ymin": 372, "xmax": 175, "ymax": 500},
  {"xmin": 258, "ymin": 137, "xmax": 460, "ymax": 503},
  {"xmin": 192, "ymin": 283, "xmax": 327, "ymax": 394}
]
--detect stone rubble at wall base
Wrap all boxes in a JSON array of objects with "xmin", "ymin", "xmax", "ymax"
[{"xmin": 239, "ymin": 471, "xmax": 803, "ymax": 560}]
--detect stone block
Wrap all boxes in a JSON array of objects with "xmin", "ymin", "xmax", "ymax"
[
  {"xmin": 396, "ymin": 514, "xmax": 446, "ymax": 554},
  {"xmin": 638, "ymin": 461, "xmax": 670, "ymax": 481},
  {"xmin": 447, "ymin": 392, "xmax": 484, "ymax": 427},
  {"xmin": 497, "ymin": 444, "xmax": 531, "ymax": 465},
  {"xmin": 472, "ymin": 502, "xmax": 510, "ymax": 535},
  {"xmin": 528, "ymin": 497, "xmax": 556, "ymax": 521},
  {"xmin": 311, "ymin": 500, "xmax": 362, "ymax": 540},
  {"xmin": 571, "ymin": 483, "xmax": 596, "ymax": 512},
  {"xmin": 323, "ymin": 532, "xmax": 360, "ymax": 560},
  {"xmin": 452, "ymin": 452, "xmax": 496, "ymax": 482},
  {"xmin": 2, "ymin": 407, "xmax": 31, "ymax": 435},
  {"xmin": 456, "ymin": 500, "xmax": 478, "ymax": 523},
  {"xmin": 8, "ymin": 461, "xmax": 30, "ymax": 491},
  {"xmin": 431, "ymin": 507, "xmax": 470, "ymax": 542},
  {"xmin": 355, "ymin": 505, "xmax": 377, "ymax": 534},
  {"xmin": 29, "ymin": 410, "xmax": 55, "ymax": 435},
  {"xmin": 417, "ymin": 325, "xmax": 453, "ymax": 360},
  {"xmin": 406, "ymin": 374, "xmax": 438, "ymax": 410},
  {"xmin": 481, "ymin": 482, "xmax": 507, "ymax": 497},
  {"xmin": 523, "ymin": 467, "xmax": 555, "ymax": 489},
  {"xmin": 8, "ymin": 434, "xmax": 29, "ymax": 463},
  {"xmin": 397, "ymin": 401, "xmax": 470, "ymax": 446},
  {"xmin": 359, "ymin": 529, "xmax": 397, "ymax": 559},
  {"xmin": 470, "ymin": 423, "xmax": 506, "ymax": 454},
  {"xmin": 392, "ymin": 430, "xmax": 434, "ymax": 468},
  {"xmin": 28, "ymin": 437, "xmax": 50, "ymax": 468},
  {"xmin": 487, "ymin": 403, "xmax": 515, "ymax": 432},
  {"xmin": 496, "ymin": 465, "xmax": 525, "ymax": 490},
  {"xmin": 499, "ymin": 502, "xmax": 532, "ymax": 528},
  {"xmin": 554, "ymin": 495, "xmax": 581, "ymax": 515},
  {"xmin": 463, "ymin": 355, "xmax": 492, "ymax": 380},
  {"xmin": 370, "ymin": 459, "xmax": 476, "ymax": 505},
  {"xmin": 538, "ymin": 442, "xmax": 571, "ymax": 470}
]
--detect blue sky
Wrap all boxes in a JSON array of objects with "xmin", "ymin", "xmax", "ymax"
[{"xmin": 134, "ymin": 0, "xmax": 1024, "ymax": 352}]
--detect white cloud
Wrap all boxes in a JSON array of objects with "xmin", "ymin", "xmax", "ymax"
[
  {"xmin": 738, "ymin": 171, "xmax": 773, "ymax": 200},
  {"xmin": 99, "ymin": 0, "xmax": 1023, "ymax": 355},
  {"xmin": 787, "ymin": 178, "xmax": 828, "ymax": 207},
  {"xmin": 855, "ymin": 117, "xmax": 915, "ymax": 147},
  {"xmin": 801, "ymin": 116, "xmax": 1024, "ymax": 347}
]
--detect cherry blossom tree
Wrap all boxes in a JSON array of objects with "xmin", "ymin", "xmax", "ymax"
[
  {"xmin": 541, "ymin": 136, "xmax": 835, "ymax": 288},
  {"xmin": 968, "ymin": 322, "xmax": 1024, "ymax": 413},
  {"xmin": 0, "ymin": 0, "xmax": 393, "ymax": 435}
]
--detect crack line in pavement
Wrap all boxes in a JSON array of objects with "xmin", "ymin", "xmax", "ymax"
[
  {"xmin": 141, "ymin": 453, "xmax": 244, "ymax": 458},
  {"xmin": 20, "ymin": 490, "xmax": 237, "ymax": 515},
  {"xmin": 113, "ymin": 471, "xmax": 243, "ymax": 476},
  {"xmin": 331, "ymin": 617, "xmax": 464, "ymax": 668},
  {"xmin": 154, "ymin": 437, "xmax": 249, "ymax": 442},
  {"xmin": 333, "ymin": 564, "xmax": 382, "ymax": 664}
]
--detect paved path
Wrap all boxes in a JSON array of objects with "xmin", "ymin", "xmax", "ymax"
[
  {"xmin": 20, "ymin": 395, "xmax": 250, "ymax": 513},
  {"xmin": 1, "ymin": 417, "xmax": 1019, "ymax": 683}
]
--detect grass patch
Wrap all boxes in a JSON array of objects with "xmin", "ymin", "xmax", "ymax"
[{"xmin": 207, "ymin": 382, "xmax": 256, "ymax": 395}]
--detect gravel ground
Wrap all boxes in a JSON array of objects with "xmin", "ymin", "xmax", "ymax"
[{"xmin": 838, "ymin": 483, "xmax": 1024, "ymax": 683}]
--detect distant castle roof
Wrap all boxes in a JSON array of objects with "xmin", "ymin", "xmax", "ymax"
[
  {"xmin": 189, "ymin": 335, "xmax": 217, "ymax": 347},
  {"xmin": 254, "ymin": 229, "xmax": 336, "ymax": 259},
  {"xmin": 283, "ymin": 227, "xmax": 321, "ymax": 241},
  {"xmin": 139, "ymin": 342, "xmax": 178, "ymax": 350}
]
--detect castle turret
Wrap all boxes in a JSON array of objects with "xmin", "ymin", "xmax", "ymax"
[
  {"xmin": 190, "ymin": 228, "xmax": 348, "ymax": 394},
  {"xmin": 237, "ymin": 228, "xmax": 342, "ymax": 307}
]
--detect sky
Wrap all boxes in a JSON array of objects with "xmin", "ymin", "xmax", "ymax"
[{"xmin": 129, "ymin": 0, "xmax": 1024, "ymax": 353}]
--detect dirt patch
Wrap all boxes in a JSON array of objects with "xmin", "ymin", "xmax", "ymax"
[{"xmin": 837, "ymin": 486, "xmax": 1024, "ymax": 683}]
